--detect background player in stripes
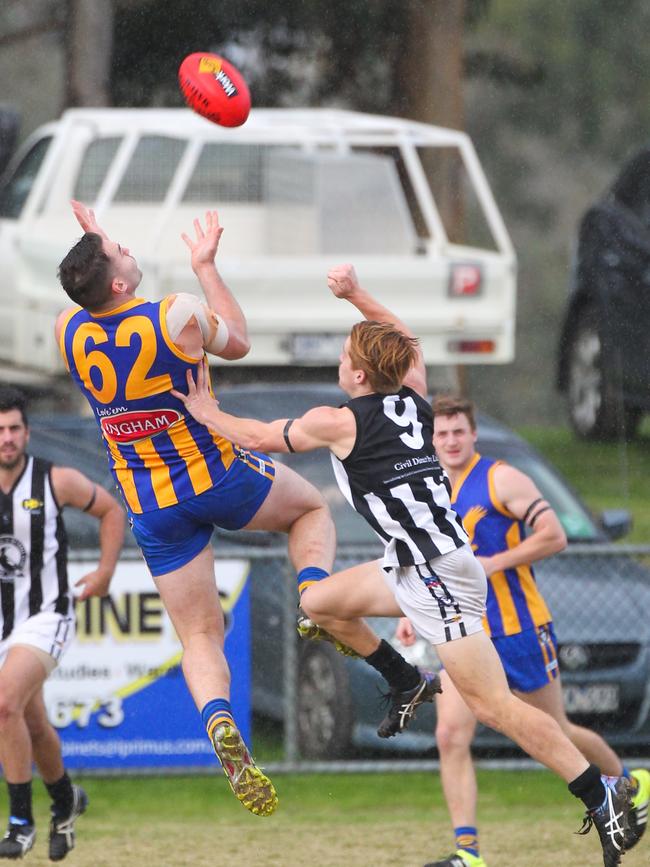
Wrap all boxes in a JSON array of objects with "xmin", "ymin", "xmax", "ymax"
[
  {"xmin": 0, "ymin": 386, "xmax": 124, "ymax": 860},
  {"xmin": 396, "ymin": 394, "xmax": 650, "ymax": 867},
  {"xmin": 173, "ymin": 263, "xmax": 634, "ymax": 866}
]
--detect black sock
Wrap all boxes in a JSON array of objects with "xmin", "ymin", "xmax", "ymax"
[
  {"xmin": 45, "ymin": 772, "xmax": 74, "ymax": 818},
  {"xmin": 7, "ymin": 782, "xmax": 33, "ymax": 825},
  {"xmin": 364, "ymin": 639, "xmax": 420, "ymax": 691},
  {"xmin": 568, "ymin": 763, "xmax": 606, "ymax": 811}
]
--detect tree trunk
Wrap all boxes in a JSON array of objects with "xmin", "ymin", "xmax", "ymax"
[
  {"xmin": 65, "ymin": 0, "xmax": 114, "ymax": 106},
  {"xmin": 397, "ymin": 0, "xmax": 466, "ymax": 243},
  {"xmin": 397, "ymin": 1, "xmax": 467, "ymax": 394}
]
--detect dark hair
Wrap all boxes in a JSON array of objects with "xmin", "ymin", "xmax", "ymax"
[
  {"xmin": 432, "ymin": 394, "xmax": 477, "ymax": 431},
  {"xmin": 0, "ymin": 385, "xmax": 28, "ymax": 426},
  {"xmin": 348, "ymin": 320, "xmax": 419, "ymax": 394},
  {"xmin": 57, "ymin": 232, "xmax": 113, "ymax": 310}
]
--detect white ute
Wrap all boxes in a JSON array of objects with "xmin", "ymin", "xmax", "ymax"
[{"xmin": 0, "ymin": 107, "xmax": 516, "ymax": 374}]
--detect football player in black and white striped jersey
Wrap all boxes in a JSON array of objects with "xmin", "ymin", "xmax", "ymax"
[
  {"xmin": 174, "ymin": 265, "xmax": 633, "ymax": 865},
  {"xmin": 0, "ymin": 386, "xmax": 124, "ymax": 861}
]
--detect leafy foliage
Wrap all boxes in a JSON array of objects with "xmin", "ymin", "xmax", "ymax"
[{"xmin": 112, "ymin": 0, "xmax": 491, "ymax": 113}]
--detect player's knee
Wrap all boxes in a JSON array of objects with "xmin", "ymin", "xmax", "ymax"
[
  {"xmin": 291, "ymin": 478, "xmax": 329, "ymax": 517},
  {"xmin": 25, "ymin": 714, "xmax": 51, "ymax": 743},
  {"xmin": 435, "ymin": 719, "xmax": 473, "ymax": 754},
  {"xmin": 466, "ymin": 693, "xmax": 511, "ymax": 733},
  {"xmin": 563, "ymin": 720, "xmax": 583, "ymax": 743},
  {"xmin": 0, "ymin": 692, "xmax": 23, "ymax": 728},
  {"xmin": 300, "ymin": 587, "xmax": 330, "ymax": 623},
  {"xmin": 177, "ymin": 615, "xmax": 225, "ymax": 649}
]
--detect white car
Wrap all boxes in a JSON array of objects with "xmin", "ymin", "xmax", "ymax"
[{"xmin": 0, "ymin": 107, "xmax": 515, "ymax": 378}]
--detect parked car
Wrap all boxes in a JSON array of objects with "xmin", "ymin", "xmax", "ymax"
[
  {"xmin": 557, "ymin": 147, "xmax": 650, "ymax": 440},
  {"xmin": 31, "ymin": 384, "xmax": 650, "ymax": 759},
  {"xmin": 0, "ymin": 106, "xmax": 515, "ymax": 381}
]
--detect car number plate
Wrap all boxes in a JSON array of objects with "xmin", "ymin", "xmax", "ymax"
[
  {"xmin": 562, "ymin": 684, "xmax": 619, "ymax": 713},
  {"xmin": 289, "ymin": 333, "xmax": 345, "ymax": 362}
]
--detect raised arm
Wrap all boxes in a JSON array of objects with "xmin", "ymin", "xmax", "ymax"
[
  {"xmin": 181, "ymin": 211, "xmax": 250, "ymax": 360},
  {"xmin": 171, "ymin": 361, "xmax": 356, "ymax": 457},
  {"xmin": 327, "ymin": 264, "xmax": 427, "ymax": 396}
]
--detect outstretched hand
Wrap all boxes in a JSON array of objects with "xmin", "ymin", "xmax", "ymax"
[
  {"xmin": 70, "ymin": 199, "xmax": 109, "ymax": 239},
  {"xmin": 327, "ymin": 263, "xmax": 361, "ymax": 300},
  {"xmin": 171, "ymin": 358, "xmax": 219, "ymax": 427},
  {"xmin": 181, "ymin": 210, "xmax": 224, "ymax": 271}
]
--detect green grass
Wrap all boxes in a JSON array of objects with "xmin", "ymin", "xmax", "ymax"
[
  {"xmin": 16, "ymin": 770, "xmax": 648, "ymax": 866},
  {"xmin": 516, "ymin": 425, "xmax": 650, "ymax": 543}
]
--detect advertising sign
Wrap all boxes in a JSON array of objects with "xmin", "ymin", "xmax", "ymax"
[{"xmin": 43, "ymin": 556, "xmax": 251, "ymax": 771}]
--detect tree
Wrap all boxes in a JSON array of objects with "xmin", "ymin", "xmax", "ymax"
[
  {"xmin": 398, "ymin": 0, "xmax": 466, "ymax": 242},
  {"xmin": 65, "ymin": 0, "xmax": 114, "ymax": 106}
]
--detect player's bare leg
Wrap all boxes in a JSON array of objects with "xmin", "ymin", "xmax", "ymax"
[
  {"xmin": 515, "ymin": 676, "xmax": 622, "ymax": 776},
  {"xmin": 0, "ymin": 648, "xmax": 47, "ymax": 859},
  {"xmin": 0, "ymin": 649, "xmax": 45, "ymax": 781},
  {"xmin": 301, "ymin": 561, "xmax": 441, "ymax": 737},
  {"xmin": 437, "ymin": 631, "xmax": 632, "ymax": 867},
  {"xmin": 300, "ymin": 560, "xmax": 402, "ymax": 655},
  {"xmin": 243, "ymin": 462, "xmax": 335, "ymax": 572},
  {"xmin": 25, "ymin": 689, "xmax": 89, "ymax": 860},
  {"xmin": 246, "ymin": 464, "xmax": 364, "ymax": 655},
  {"xmin": 435, "ymin": 670, "xmax": 480, "ymax": 829},
  {"xmin": 155, "ymin": 545, "xmax": 277, "ymax": 817},
  {"xmin": 437, "ymin": 632, "xmax": 588, "ymax": 779},
  {"xmin": 154, "ymin": 545, "xmax": 229, "ymax": 706}
]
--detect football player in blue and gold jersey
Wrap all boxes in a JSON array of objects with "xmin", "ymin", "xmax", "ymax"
[
  {"xmin": 55, "ymin": 201, "xmax": 338, "ymax": 818},
  {"xmin": 397, "ymin": 395, "xmax": 649, "ymax": 867}
]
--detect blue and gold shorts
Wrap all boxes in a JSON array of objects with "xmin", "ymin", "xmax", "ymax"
[
  {"xmin": 493, "ymin": 622, "xmax": 559, "ymax": 693},
  {"xmin": 129, "ymin": 449, "xmax": 275, "ymax": 576}
]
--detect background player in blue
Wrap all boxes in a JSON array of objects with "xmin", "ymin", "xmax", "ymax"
[
  {"xmin": 55, "ymin": 202, "xmax": 338, "ymax": 817},
  {"xmin": 173, "ymin": 263, "xmax": 633, "ymax": 867},
  {"xmin": 396, "ymin": 395, "xmax": 650, "ymax": 867}
]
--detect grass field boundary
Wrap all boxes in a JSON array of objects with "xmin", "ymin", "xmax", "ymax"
[{"xmin": 59, "ymin": 757, "xmax": 649, "ymax": 777}]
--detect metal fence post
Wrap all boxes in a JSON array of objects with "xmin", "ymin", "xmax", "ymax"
[{"xmin": 282, "ymin": 555, "xmax": 299, "ymax": 764}]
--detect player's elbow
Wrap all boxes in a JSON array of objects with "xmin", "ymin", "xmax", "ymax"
[
  {"xmin": 217, "ymin": 334, "xmax": 251, "ymax": 361},
  {"xmin": 548, "ymin": 526, "xmax": 568, "ymax": 554},
  {"xmin": 103, "ymin": 501, "xmax": 126, "ymax": 533},
  {"xmin": 235, "ymin": 425, "xmax": 275, "ymax": 453},
  {"xmin": 238, "ymin": 433, "xmax": 264, "ymax": 451}
]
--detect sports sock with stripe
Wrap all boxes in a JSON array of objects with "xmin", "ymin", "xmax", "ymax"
[
  {"xmin": 297, "ymin": 566, "xmax": 329, "ymax": 596},
  {"xmin": 455, "ymin": 826, "xmax": 480, "ymax": 858},
  {"xmin": 7, "ymin": 782, "xmax": 33, "ymax": 825},
  {"xmin": 201, "ymin": 698, "xmax": 234, "ymax": 740}
]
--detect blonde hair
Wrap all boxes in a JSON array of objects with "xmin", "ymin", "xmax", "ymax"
[
  {"xmin": 432, "ymin": 394, "xmax": 477, "ymax": 431},
  {"xmin": 348, "ymin": 321, "xmax": 419, "ymax": 394}
]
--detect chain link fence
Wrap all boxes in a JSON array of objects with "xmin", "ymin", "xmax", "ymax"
[
  {"xmin": 67, "ymin": 543, "xmax": 650, "ymax": 774},
  {"xmin": 264, "ymin": 543, "xmax": 650, "ymax": 772}
]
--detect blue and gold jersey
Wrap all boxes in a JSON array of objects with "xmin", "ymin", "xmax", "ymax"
[
  {"xmin": 59, "ymin": 297, "xmax": 236, "ymax": 514},
  {"xmin": 452, "ymin": 453, "xmax": 552, "ymax": 638}
]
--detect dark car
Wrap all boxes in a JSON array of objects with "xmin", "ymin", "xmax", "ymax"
[
  {"xmin": 31, "ymin": 385, "xmax": 650, "ymax": 759},
  {"xmin": 557, "ymin": 148, "xmax": 650, "ymax": 440}
]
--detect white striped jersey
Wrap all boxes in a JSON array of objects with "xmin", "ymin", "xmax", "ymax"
[
  {"xmin": 331, "ymin": 386, "xmax": 468, "ymax": 567},
  {"xmin": 0, "ymin": 456, "xmax": 72, "ymax": 639}
]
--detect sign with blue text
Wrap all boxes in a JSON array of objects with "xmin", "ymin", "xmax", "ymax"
[{"xmin": 43, "ymin": 558, "xmax": 251, "ymax": 771}]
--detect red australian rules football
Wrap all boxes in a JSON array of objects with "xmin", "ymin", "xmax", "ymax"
[{"xmin": 178, "ymin": 52, "xmax": 251, "ymax": 127}]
